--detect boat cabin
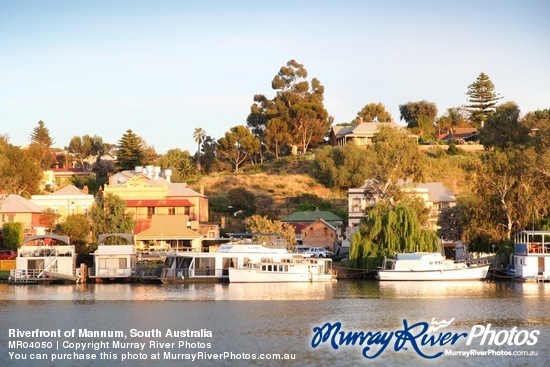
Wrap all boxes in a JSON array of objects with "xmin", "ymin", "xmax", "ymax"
[
  {"xmin": 10, "ymin": 235, "xmax": 79, "ymax": 283},
  {"xmin": 89, "ymin": 234, "xmax": 137, "ymax": 280},
  {"xmin": 507, "ymin": 230, "xmax": 550, "ymax": 282}
]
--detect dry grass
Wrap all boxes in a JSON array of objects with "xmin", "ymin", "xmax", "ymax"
[{"xmin": 192, "ymin": 172, "xmax": 345, "ymax": 201}]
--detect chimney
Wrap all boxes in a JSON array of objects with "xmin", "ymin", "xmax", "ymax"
[
  {"xmin": 83, "ymin": 186, "xmax": 89, "ymax": 194},
  {"xmin": 164, "ymin": 169, "xmax": 172, "ymax": 183},
  {"xmin": 153, "ymin": 166, "xmax": 161, "ymax": 180}
]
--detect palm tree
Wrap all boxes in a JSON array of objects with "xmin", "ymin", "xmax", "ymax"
[{"xmin": 193, "ymin": 128, "xmax": 206, "ymax": 175}]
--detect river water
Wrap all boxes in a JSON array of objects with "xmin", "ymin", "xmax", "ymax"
[{"xmin": 1, "ymin": 280, "xmax": 548, "ymax": 366}]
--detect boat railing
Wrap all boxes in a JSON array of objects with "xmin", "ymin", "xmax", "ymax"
[
  {"xmin": 160, "ymin": 267, "xmax": 226, "ymax": 279},
  {"xmin": 9, "ymin": 268, "xmax": 80, "ymax": 282},
  {"xmin": 88, "ymin": 267, "xmax": 132, "ymax": 278}
]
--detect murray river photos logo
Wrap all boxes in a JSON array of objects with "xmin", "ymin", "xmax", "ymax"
[{"xmin": 311, "ymin": 318, "xmax": 540, "ymax": 359}]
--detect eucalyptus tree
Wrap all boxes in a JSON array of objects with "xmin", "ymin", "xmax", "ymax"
[
  {"xmin": 193, "ymin": 127, "xmax": 206, "ymax": 174},
  {"xmin": 67, "ymin": 134, "xmax": 104, "ymax": 172},
  {"xmin": 356, "ymin": 102, "xmax": 393, "ymax": 122},
  {"xmin": 479, "ymin": 102, "xmax": 531, "ymax": 150},
  {"xmin": 466, "ymin": 72, "xmax": 502, "ymax": 128},
  {"xmin": 368, "ymin": 126, "xmax": 425, "ymax": 202},
  {"xmin": 399, "ymin": 100, "xmax": 438, "ymax": 138},
  {"xmin": 217, "ymin": 125, "xmax": 260, "ymax": 173},
  {"xmin": 247, "ymin": 59, "xmax": 331, "ymax": 156}
]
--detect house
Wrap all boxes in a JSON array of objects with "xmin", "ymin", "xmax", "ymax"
[
  {"xmin": 104, "ymin": 166, "xmax": 215, "ymax": 252},
  {"xmin": 31, "ymin": 185, "xmax": 95, "ymax": 221},
  {"xmin": 42, "ymin": 167, "xmax": 92, "ymax": 191},
  {"xmin": 329, "ymin": 121, "xmax": 407, "ymax": 147},
  {"xmin": 300, "ymin": 218, "xmax": 339, "ymax": 252},
  {"xmin": 348, "ymin": 179, "xmax": 378, "ymax": 228},
  {"xmin": 134, "ymin": 214, "xmax": 203, "ymax": 252},
  {"xmin": 282, "ymin": 210, "xmax": 344, "ymax": 252},
  {"xmin": 401, "ymin": 182, "xmax": 457, "ymax": 230},
  {"xmin": 0, "ymin": 195, "xmax": 45, "ymax": 235},
  {"xmin": 438, "ymin": 127, "xmax": 478, "ymax": 143},
  {"xmin": 105, "ymin": 166, "xmax": 208, "ymax": 223},
  {"xmin": 347, "ymin": 180, "xmax": 456, "ymax": 230}
]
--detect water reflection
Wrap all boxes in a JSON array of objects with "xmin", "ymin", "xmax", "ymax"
[{"xmin": 1, "ymin": 280, "xmax": 548, "ymax": 302}]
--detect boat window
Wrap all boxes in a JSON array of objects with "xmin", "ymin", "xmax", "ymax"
[{"xmin": 163, "ymin": 257, "xmax": 175, "ymax": 268}]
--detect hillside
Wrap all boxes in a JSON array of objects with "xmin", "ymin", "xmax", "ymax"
[{"xmin": 192, "ymin": 172, "xmax": 345, "ymax": 202}]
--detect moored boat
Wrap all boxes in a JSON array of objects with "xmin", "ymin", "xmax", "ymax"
[
  {"xmin": 377, "ymin": 252, "xmax": 489, "ymax": 281},
  {"xmin": 88, "ymin": 234, "xmax": 137, "ymax": 282},
  {"xmin": 506, "ymin": 230, "xmax": 550, "ymax": 282},
  {"xmin": 229, "ymin": 255, "xmax": 335, "ymax": 283},
  {"xmin": 9, "ymin": 235, "xmax": 81, "ymax": 284},
  {"xmin": 159, "ymin": 242, "xmax": 289, "ymax": 284}
]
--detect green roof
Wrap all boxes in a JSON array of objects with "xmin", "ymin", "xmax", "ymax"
[{"xmin": 282, "ymin": 210, "xmax": 343, "ymax": 223}]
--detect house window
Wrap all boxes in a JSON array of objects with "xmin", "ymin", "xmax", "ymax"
[
  {"xmin": 147, "ymin": 207, "xmax": 155, "ymax": 218},
  {"xmin": 168, "ymin": 207, "xmax": 176, "ymax": 215}
]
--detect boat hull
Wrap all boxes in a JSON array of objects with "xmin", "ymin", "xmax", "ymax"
[
  {"xmin": 377, "ymin": 264, "xmax": 490, "ymax": 281},
  {"xmin": 229, "ymin": 268, "xmax": 335, "ymax": 283}
]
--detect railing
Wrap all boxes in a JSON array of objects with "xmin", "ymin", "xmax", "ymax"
[
  {"xmin": 9, "ymin": 268, "xmax": 80, "ymax": 282},
  {"xmin": 88, "ymin": 268, "xmax": 132, "ymax": 278},
  {"xmin": 160, "ymin": 268, "xmax": 223, "ymax": 279}
]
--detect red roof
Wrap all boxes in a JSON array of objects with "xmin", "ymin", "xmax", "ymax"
[{"xmin": 125, "ymin": 199, "xmax": 194, "ymax": 207}]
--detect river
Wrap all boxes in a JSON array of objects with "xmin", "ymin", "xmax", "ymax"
[{"xmin": 1, "ymin": 280, "xmax": 548, "ymax": 366}]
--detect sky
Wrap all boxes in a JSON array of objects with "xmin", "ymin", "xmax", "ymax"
[{"xmin": 1, "ymin": 0, "xmax": 549, "ymax": 154}]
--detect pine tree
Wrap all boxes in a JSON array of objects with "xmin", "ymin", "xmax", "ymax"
[
  {"xmin": 466, "ymin": 72, "xmax": 502, "ymax": 128},
  {"xmin": 115, "ymin": 129, "xmax": 143, "ymax": 171},
  {"xmin": 29, "ymin": 120, "xmax": 53, "ymax": 147}
]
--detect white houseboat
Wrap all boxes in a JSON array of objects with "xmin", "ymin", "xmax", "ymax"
[
  {"xmin": 507, "ymin": 230, "xmax": 550, "ymax": 282},
  {"xmin": 377, "ymin": 252, "xmax": 489, "ymax": 281},
  {"xmin": 9, "ymin": 235, "xmax": 81, "ymax": 284},
  {"xmin": 160, "ymin": 242, "xmax": 288, "ymax": 284},
  {"xmin": 229, "ymin": 255, "xmax": 335, "ymax": 283},
  {"xmin": 89, "ymin": 234, "xmax": 137, "ymax": 282}
]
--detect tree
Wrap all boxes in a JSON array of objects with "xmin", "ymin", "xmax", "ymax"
[
  {"xmin": 349, "ymin": 202, "xmax": 439, "ymax": 266},
  {"xmin": 479, "ymin": 102, "xmax": 531, "ymax": 150},
  {"xmin": 312, "ymin": 144, "xmax": 371, "ymax": 189},
  {"xmin": 2, "ymin": 222, "xmax": 23, "ymax": 250},
  {"xmin": 67, "ymin": 134, "xmax": 104, "ymax": 172},
  {"xmin": 399, "ymin": 100, "xmax": 438, "ymax": 138},
  {"xmin": 247, "ymin": 60, "xmax": 331, "ymax": 156},
  {"xmin": 193, "ymin": 128, "xmax": 206, "ymax": 175},
  {"xmin": 115, "ymin": 129, "xmax": 143, "ymax": 171},
  {"xmin": 227, "ymin": 187, "xmax": 256, "ymax": 216},
  {"xmin": 89, "ymin": 193, "xmax": 135, "ymax": 241},
  {"xmin": 28, "ymin": 120, "xmax": 54, "ymax": 170},
  {"xmin": 56, "ymin": 214, "xmax": 91, "ymax": 245},
  {"xmin": 245, "ymin": 215, "xmax": 296, "ymax": 249},
  {"xmin": 356, "ymin": 102, "xmax": 392, "ymax": 122},
  {"xmin": 29, "ymin": 120, "xmax": 53, "ymax": 147},
  {"xmin": 155, "ymin": 148, "xmax": 197, "ymax": 183},
  {"xmin": 39, "ymin": 208, "xmax": 60, "ymax": 232},
  {"xmin": 265, "ymin": 118, "xmax": 291, "ymax": 159},
  {"xmin": 437, "ymin": 204, "xmax": 466, "ymax": 242},
  {"xmin": 217, "ymin": 125, "xmax": 260, "ymax": 173},
  {"xmin": 0, "ymin": 137, "xmax": 42, "ymax": 195},
  {"xmin": 367, "ymin": 126, "xmax": 425, "ymax": 202},
  {"xmin": 466, "ymin": 72, "xmax": 502, "ymax": 128}
]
